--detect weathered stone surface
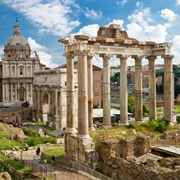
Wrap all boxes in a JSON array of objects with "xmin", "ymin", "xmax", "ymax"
[{"xmin": 0, "ymin": 172, "xmax": 12, "ymax": 180}]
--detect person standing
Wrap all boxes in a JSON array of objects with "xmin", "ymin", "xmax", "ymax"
[{"xmin": 25, "ymin": 143, "xmax": 29, "ymax": 151}]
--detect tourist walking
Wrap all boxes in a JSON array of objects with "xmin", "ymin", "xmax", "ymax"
[{"xmin": 36, "ymin": 147, "xmax": 40, "ymax": 155}]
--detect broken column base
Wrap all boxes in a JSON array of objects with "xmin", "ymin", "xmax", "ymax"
[{"xmin": 65, "ymin": 133, "xmax": 97, "ymax": 169}]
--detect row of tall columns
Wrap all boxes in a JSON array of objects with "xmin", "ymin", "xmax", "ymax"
[
  {"xmin": 65, "ymin": 52, "xmax": 95, "ymax": 137},
  {"xmin": 64, "ymin": 51, "xmax": 174, "ymax": 137}
]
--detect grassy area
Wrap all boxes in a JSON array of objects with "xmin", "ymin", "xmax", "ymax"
[
  {"xmin": 0, "ymin": 130, "xmax": 24, "ymax": 150},
  {"xmin": 44, "ymin": 147, "xmax": 65, "ymax": 156},
  {"xmin": 43, "ymin": 147, "xmax": 65, "ymax": 162},
  {"xmin": 90, "ymin": 120, "xmax": 180, "ymax": 149},
  {"xmin": 0, "ymin": 154, "xmax": 31, "ymax": 173},
  {"xmin": 175, "ymin": 104, "xmax": 180, "ymax": 113}
]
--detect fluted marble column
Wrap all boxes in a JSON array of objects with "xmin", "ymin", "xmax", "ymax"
[
  {"xmin": 163, "ymin": 55, "xmax": 174, "ymax": 124},
  {"xmin": 87, "ymin": 54, "xmax": 95, "ymax": 131},
  {"xmin": 77, "ymin": 51, "xmax": 90, "ymax": 138},
  {"xmin": 147, "ymin": 56, "xmax": 157, "ymax": 120},
  {"xmin": 134, "ymin": 56, "xmax": 143, "ymax": 122},
  {"xmin": 117, "ymin": 55, "xmax": 128, "ymax": 125},
  {"xmin": 65, "ymin": 53, "xmax": 77, "ymax": 134},
  {"xmin": 100, "ymin": 54, "xmax": 112, "ymax": 129}
]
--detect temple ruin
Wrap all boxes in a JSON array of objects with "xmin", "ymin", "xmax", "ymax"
[{"xmin": 59, "ymin": 24, "xmax": 174, "ymax": 165}]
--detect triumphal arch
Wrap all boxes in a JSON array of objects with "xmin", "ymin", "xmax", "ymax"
[{"xmin": 59, "ymin": 24, "xmax": 174, "ymax": 166}]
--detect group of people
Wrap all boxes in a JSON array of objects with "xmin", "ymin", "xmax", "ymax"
[{"xmin": 39, "ymin": 155, "xmax": 55, "ymax": 164}]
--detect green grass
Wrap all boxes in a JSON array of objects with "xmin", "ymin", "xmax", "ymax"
[
  {"xmin": 175, "ymin": 105, "xmax": 180, "ymax": 113},
  {"xmin": 0, "ymin": 154, "xmax": 31, "ymax": 173},
  {"xmin": 0, "ymin": 130, "xmax": 24, "ymax": 150},
  {"xmin": 44, "ymin": 147, "xmax": 65, "ymax": 156}
]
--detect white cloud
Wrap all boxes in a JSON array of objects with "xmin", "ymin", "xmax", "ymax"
[
  {"xmin": 108, "ymin": 19, "xmax": 124, "ymax": 28},
  {"xmin": 176, "ymin": 0, "xmax": 180, "ymax": 5},
  {"xmin": 161, "ymin": 9, "xmax": 176, "ymax": 22},
  {"xmin": 1, "ymin": 0, "xmax": 80, "ymax": 36},
  {"xmin": 83, "ymin": 8, "xmax": 102, "ymax": 20},
  {"xmin": 116, "ymin": 0, "xmax": 128, "ymax": 7},
  {"xmin": 27, "ymin": 37, "xmax": 58, "ymax": 68},
  {"xmin": 75, "ymin": 24, "xmax": 100, "ymax": 37},
  {"xmin": 172, "ymin": 35, "xmax": 180, "ymax": 64},
  {"xmin": 126, "ymin": 6, "xmax": 167, "ymax": 43}
]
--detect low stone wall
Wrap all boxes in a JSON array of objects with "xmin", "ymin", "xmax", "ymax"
[{"xmin": 24, "ymin": 160, "xmax": 60, "ymax": 179}]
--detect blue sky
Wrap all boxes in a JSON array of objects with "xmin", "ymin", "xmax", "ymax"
[{"xmin": 0, "ymin": 0, "xmax": 180, "ymax": 68}]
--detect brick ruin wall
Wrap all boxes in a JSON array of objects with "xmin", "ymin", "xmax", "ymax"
[{"xmin": 98, "ymin": 135, "xmax": 180, "ymax": 180}]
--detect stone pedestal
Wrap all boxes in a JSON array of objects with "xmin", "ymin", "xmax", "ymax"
[{"xmin": 66, "ymin": 134, "xmax": 96, "ymax": 168}]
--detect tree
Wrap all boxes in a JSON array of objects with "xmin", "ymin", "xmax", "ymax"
[{"xmin": 128, "ymin": 96, "xmax": 135, "ymax": 114}]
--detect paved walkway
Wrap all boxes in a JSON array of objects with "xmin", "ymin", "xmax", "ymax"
[{"xmin": 18, "ymin": 149, "xmax": 98, "ymax": 180}]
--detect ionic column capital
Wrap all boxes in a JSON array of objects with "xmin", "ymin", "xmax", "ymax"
[
  {"xmin": 146, "ymin": 56, "xmax": 157, "ymax": 61},
  {"xmin": 100, "ymin": 53, "xmax": 113, "ymax": 60},
  {"xmin": 162, "ymin": 55, "xmax": 174, "ymax": 60},
  {"xmin": 87, "ymin": 53, "xmax": 94, "ymax": 59},
  {"xmin": 116, "ymin": 55, "xmax": 129, "ymax": 60},
  {"xmin": 132, "ymin": 55, "xmax": 144, "ymax": 61},
  {"xmin": 63, "ymin": 52, "xmax": 75, "ymax": 58},
  {"xmin": 76, "ymin": 50, "xmax": 88, "ymax": 56}
]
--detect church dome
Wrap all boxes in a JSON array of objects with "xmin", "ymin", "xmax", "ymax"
[{"xmin": 3, "ymin": 19, "xmax": 31, "ymax": 60}]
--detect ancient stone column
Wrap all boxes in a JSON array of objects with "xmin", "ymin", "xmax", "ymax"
[
  {"xmin": 147, "ymin": 56, "xmax": 157, "ymax": 120},
  {"xmin": 100, "ymin": 54, "xmax": 112, "ymax": 129},
  {"xmin": 87, "ymin": 54, "xmax": 95, "ymax": 131},
  {"xmin": 2, "ymin": 83, "xmax": 5, "ymax": 101},
  {"xmin": 37, "ymin": 88, "xmax": 41, "ymax": 121},
  {"xmin": 134, "ymin": 56, "xmax": 143, "ymax": 121},
  {"xmin": 54, "ymin": 90, "xmax": 60, "ymax": 129},
  {"xmin": 77, "ymin": 51, "xmax": 90, "ymax": 138},
  {"xmin": 117, "ymin": 55, "xmax": 128, "ymax": 125},
  {"xmin": 163, "ymin": 55, "xmax": 174, "ymax": 124},
  {"xmin": 65, "ymin": 52, "xmax": 77, "ymax": 134}
]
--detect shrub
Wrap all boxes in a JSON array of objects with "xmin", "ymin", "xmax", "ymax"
[
  {"xmin": 141, "ymin": 118, "xmax": 168, "ymax": 133},
  {"xmin": 25, "ymin": 136, "xmax": 56, "ymax": 146},
  {"xmin": 125, "ymin": 123, "xmax": 135, "ymax": 129},
  {"xmin": 143, "ymin": 104, "xmax": 149, "ymax": 116},
  {"xmin": 22, "ymin": 127, "xmax": 39, "ymax": 137},
  {"xmin": 177, "ymin": 116, "xmax": 180, "ymax": 124}
]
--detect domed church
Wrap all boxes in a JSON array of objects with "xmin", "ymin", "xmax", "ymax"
[{"xmin": 0, "ymin": 19, "xmax": 45, "ymax": 105}]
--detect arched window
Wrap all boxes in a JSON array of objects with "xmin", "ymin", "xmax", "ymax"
[{"xmin": 20, "ymin": 68, "xmax": 23, "ymax": 75}]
